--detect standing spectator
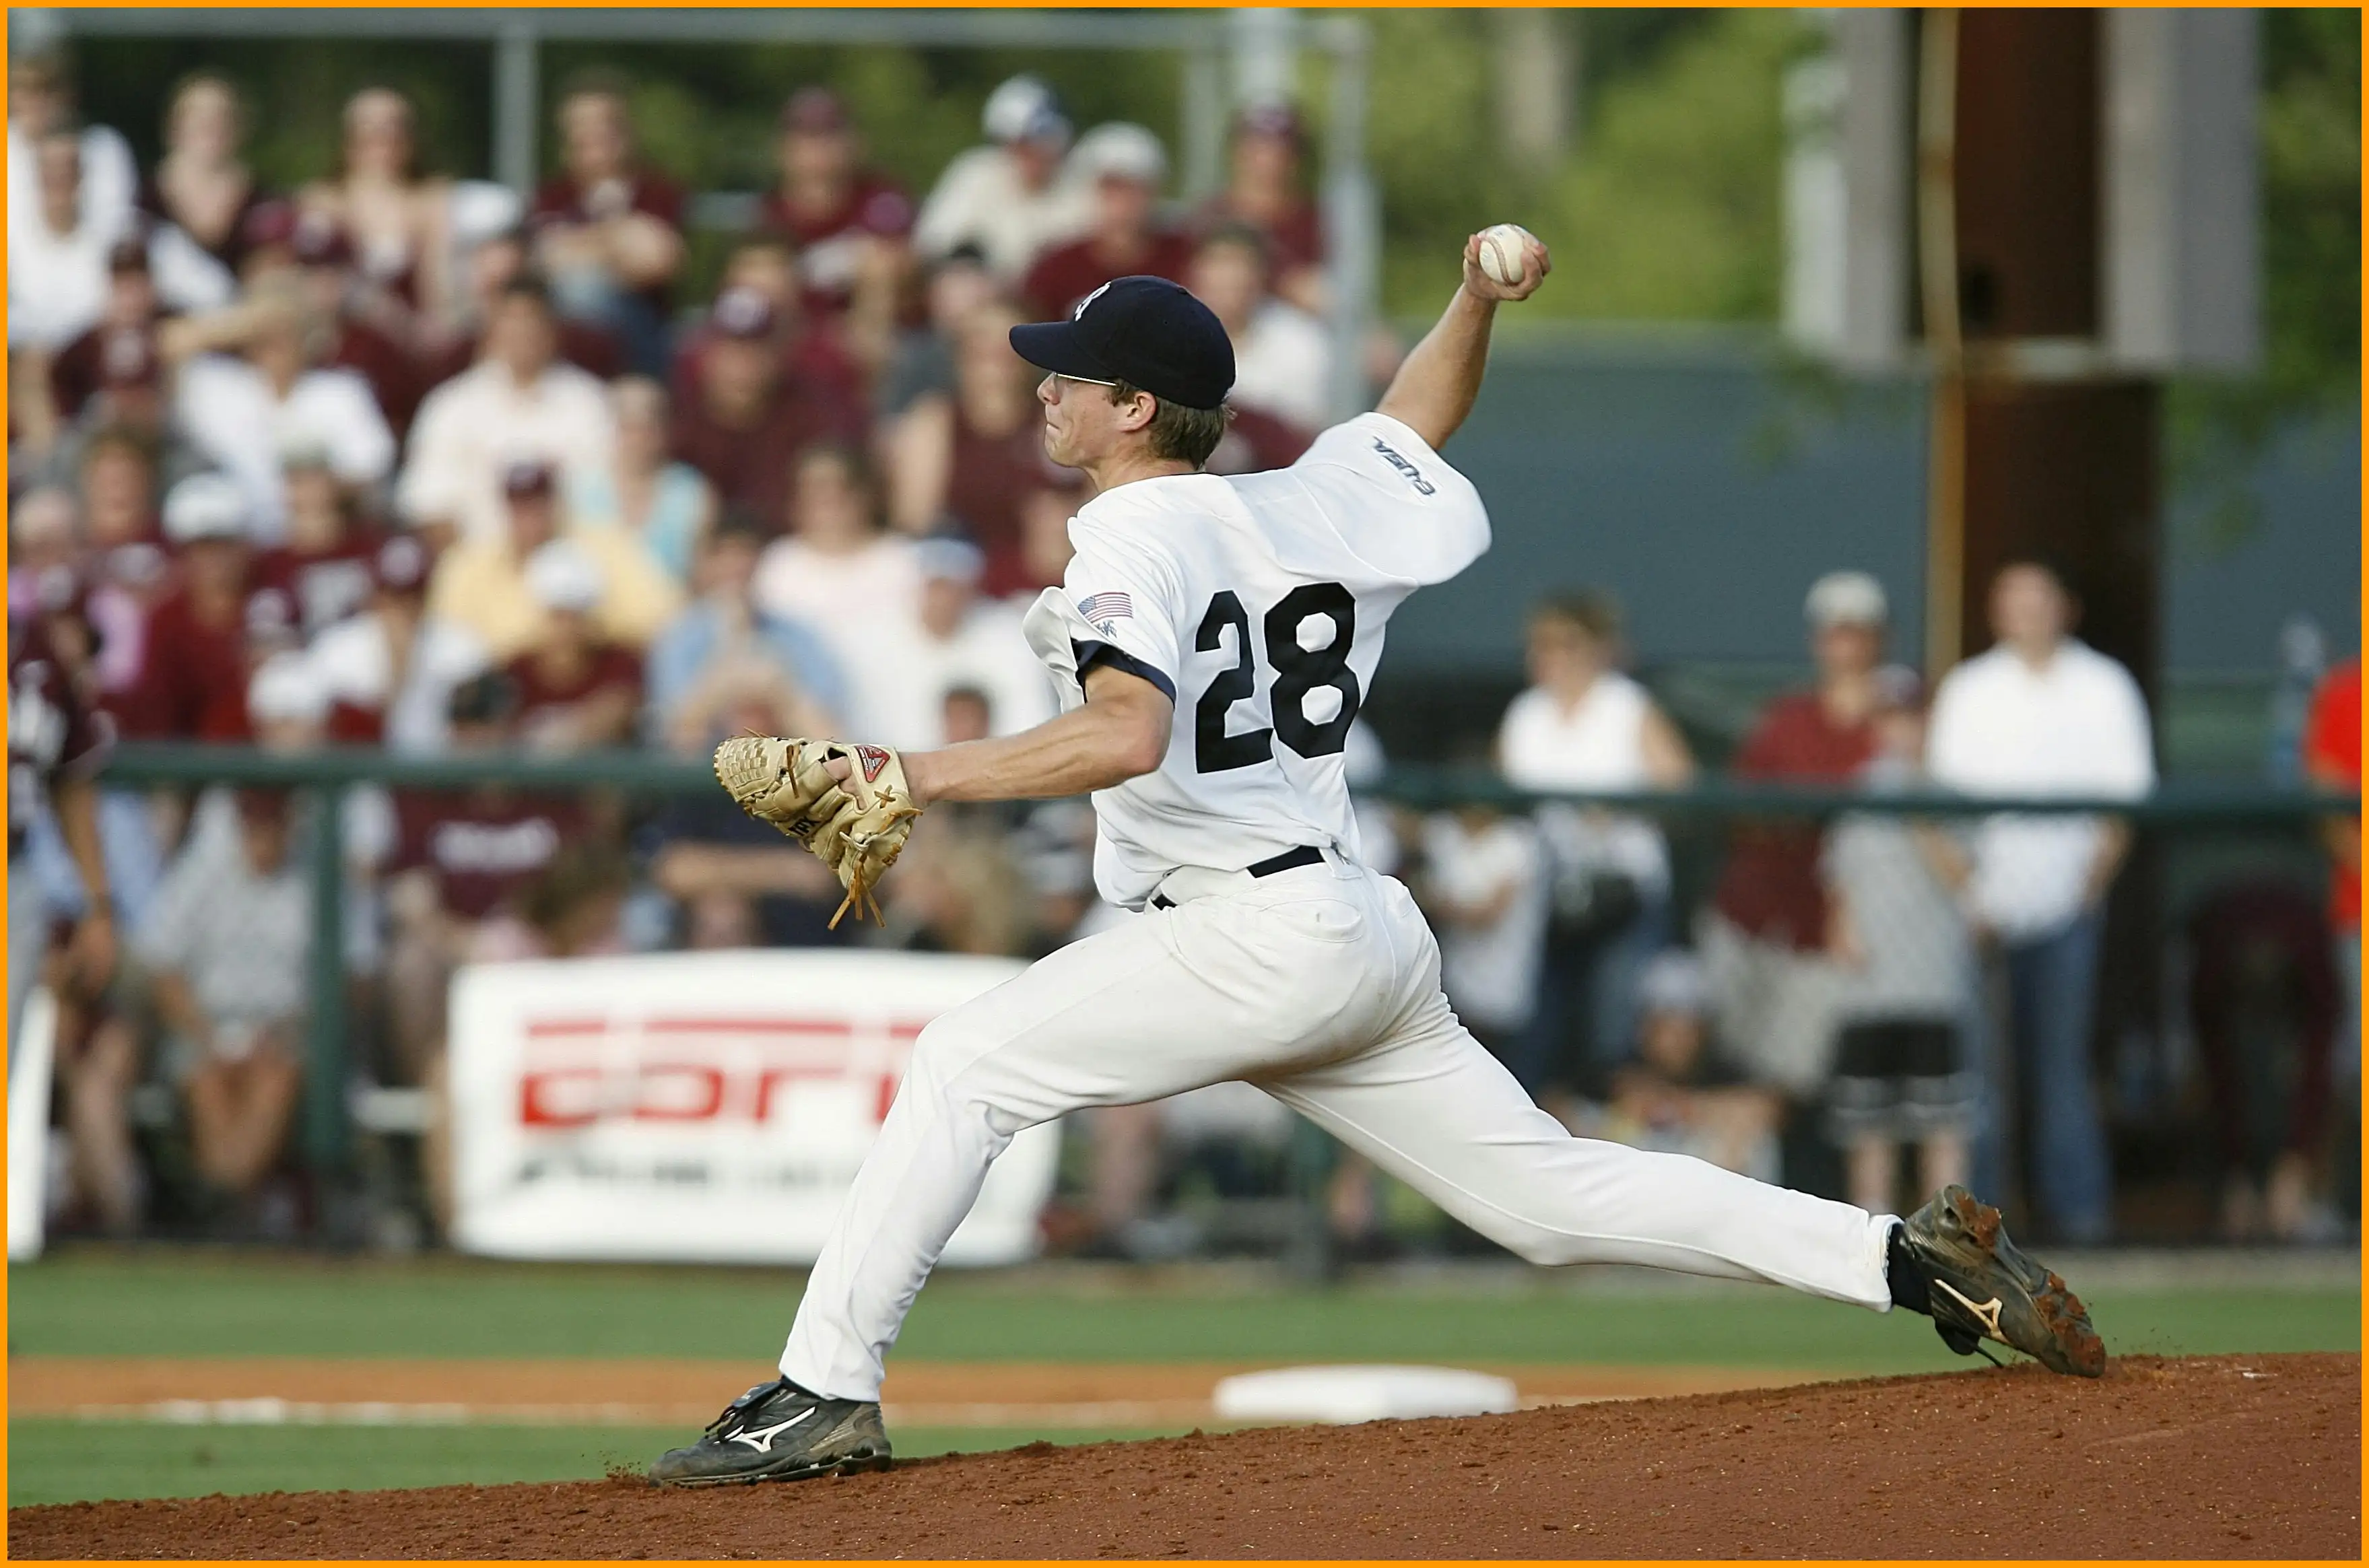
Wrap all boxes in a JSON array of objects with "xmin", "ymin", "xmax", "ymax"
[
  {"xmin": 1498, "ymin": 590, "xmax": 1693, "ymax": 1093},
  {"xmin": 2304, "ymin": 656, "xmax": 2360, "ymax": 1108},
  {"xmin": 756, "ymin": 87, "xmax": 914, "ymax": 343},
  {"xmin": 425, "ymin": 459, "xmax": 680, "ymax": 661},
  {"xmin": 565, "ymin": 376, "xmax": 714, "ymax": 585},
  {"xmin": 883, "ymin": 302, "xmax": 1081, "ymax": 596},
  {"xmin": 133, "ymin": 786, "xmax": 311, "ymax": 1213},
  {"xmin": 1019, "ymin": 123, "xmax": 1191, "ymax": 320},
  {"xmin": 504, "ymin": 541, "xmax": 644, "ymax": 753},
  {"xmin": 252, "ymin": 442, "xmax": 385, "ymax": 638},
  {"xmin": 753, "ymin": 444, "xmax": 923, "ymax": 724},
  {"xmin": 1926, "ymin": 559, "xmax": 2155, "ymax": 1243},
  {"xmin": 396, "ymin": 276, "xmax": 615, "ymax": 546},
  {"xmin": 311, "ymin": 534, "xmax": 488, "ymax": 752},
  {"xmin": 1189, "ymin": 104, "xmax": 1325, "ymax": 313},
  {"xmin": 645, "ymin": 514, "xmax": 848, "ymax": 753},
  {"xmin": 139, "ymin": 73, "xmax": 275, "ymax": 275},
  {"xmin": 1822, "ymin": 668, "xmax": 1978, "ymax": 1215},
  {"xmin": 1187, "ymin": 224, "xmax": 1330, "ymax": 433},
  {"xmin": 1416, "ymin": 800, "xmax": 1551, "ymax": 1081},
  {"xmin": 912, "ymin": 75, "xmax": 1090, "ymax": 283},
  {"xmin": 667, "ymin": 287, "xmax": 864, "ymax": 528},
  {"xmin": 298, "ymin": 88, "xmax": 455, "ymax": 330},
  {"xmin": 529, "ymin": 77, "xmax": 686, "ymax": 376},
  {"xmin": 1700, "ymin": 571, "xmax": 1888, "ymax": 1095},
  {"xmin": 118, "ymin": 474, "xmax": 261, "ymax": 742},
  {"xmin": 167, "ymin": 278, "xmax": 396, "ymax": 538},
  {"xmin": 9, "ymin": 51, "xmax": 137, "ymax": 257},
  {"xmin": 864, "ymin": 539, "xmax": 1055, "ymax": 750}
]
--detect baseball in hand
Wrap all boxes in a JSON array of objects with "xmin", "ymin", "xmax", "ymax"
[{"xmin": 1475, "ymin": 224, "xmax": 1538, "ymax": 287}]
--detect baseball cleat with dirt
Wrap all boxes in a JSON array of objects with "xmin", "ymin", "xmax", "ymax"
[
  {"xmin": 1895, "ymin": 1184, "xmax": 2106, "ymax": 1377},
  {"xmin": 648, "ymin": 1376, "xmax": 892, "ymax": 1487}
]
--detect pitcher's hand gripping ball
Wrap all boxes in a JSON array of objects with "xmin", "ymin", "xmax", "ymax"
[{"xmin": 714, "ymin": 736, "xmax": 924, "ymax": 928}]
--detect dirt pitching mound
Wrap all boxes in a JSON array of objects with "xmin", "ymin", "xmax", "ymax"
[{"xmin": 13, "ymin": 1353, "xmax": 2356, "ymax": 1559}]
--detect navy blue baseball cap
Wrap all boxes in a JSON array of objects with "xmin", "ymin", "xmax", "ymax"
[{"xmin": 1009, "ymin": 276, "xmax": 1235, "ymax": 411}]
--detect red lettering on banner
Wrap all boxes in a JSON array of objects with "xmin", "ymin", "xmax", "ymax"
[
  {"xmin": 632, "ymin": 1062, "xmax": 727, "ymax": 1122},
  {"xmin": 520, "ymin": 1066, "xmax": 605, "ymax": 1128}
]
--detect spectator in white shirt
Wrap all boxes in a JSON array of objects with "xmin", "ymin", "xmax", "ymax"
[
  {"xmin": 1187, "ymin": 224, "xmax": 1331, "ymax": 433},
  {"xmin": 1498, "ymin": 590, "xmax": 1694, "ymax": 1095},
  {"xmin": 396, "ymin": 275, "xmax": 615, "ymax": 546},
  {"xmin": 866, "ymin": 537, "xmax": 1055, "ymax": 750},
  {"xmin": 11, "ymin": 129, "xmax": 116, "ymax": 351},
  {"xmin": 754, "ymin": 444, "xmax": 923, "ymax": 732},
  {"xmin": 911, "ymin": 75, "xmax": 1091, "ymax": 283},
  {"xmin": 1926, "ymin": 559, "xmax": 2155, "ymax": 1243},
  {"xmin": 168, "ymin": 277, "xmax": 395, "ymax": 539},
  {"xmin": 8, "ymin": 53, "xmax": 136, "ymax": 263}
]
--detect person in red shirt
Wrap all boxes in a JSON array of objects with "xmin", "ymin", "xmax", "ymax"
[
  {"xmin": 1189, "ymin": 104, "xmax": 1325, "ymax": 314},
  {"xmin": 117, "ymin": 473, "xmax": 262, "ymax": 743},
  {"xmin": 1699, "ymin": 570, "xmax": 1890, "ymax": 1091},
  {"xmin": 756, "ymin": 88, "xmax": 914, "ymax": 339},
  {"xmin": 2305, "ymin": 656, "xmax": 2362, "ymax": 1095},
  {"xmin": 529, "ymin": 77, "xmax": 687, "ymax": 376},
  {"xmin": 251, "ymin": 443, "xmax": 384, "ymax": 639},
  {"xmin": 269, "ymin": 209, "xmax": 428, "ymax": 438},
  {"xmin": 1020, "ymin": 123, "xmax": 1192, "ymax": 320},
  {"xmin": 668, "ymin": 285, "xmax": 866, "ymax": 528},
  {"xmin": 44, "ymin": 238, "xmax": 162, "ymax": 426},
  {"xmin": 504, "ymin": 539, "xmax": 644, "ymax": 752}
]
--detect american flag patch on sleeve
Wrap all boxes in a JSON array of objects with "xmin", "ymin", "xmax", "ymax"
[{"xmin": 1075, "ymin": 591, "xmax": 1133, "ymax": 623}]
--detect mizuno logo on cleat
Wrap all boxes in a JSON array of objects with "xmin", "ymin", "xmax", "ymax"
[
  {"xmin": 727, "ymin": 1408, "xmax": 815, "ymax": 1452},
  {"xmin": 1933, "ymin": 1279, "xmax": 2005, "ymax": 1338}
]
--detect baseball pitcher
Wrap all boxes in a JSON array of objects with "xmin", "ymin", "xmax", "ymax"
[{"xmin": 653, "ymin": 230, "xmax": 2103, "ymax": 1487}]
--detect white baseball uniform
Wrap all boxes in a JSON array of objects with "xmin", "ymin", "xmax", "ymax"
[{"xmin": 780, "ymin": 413, "xmax": 1896, "ymax": 1402}]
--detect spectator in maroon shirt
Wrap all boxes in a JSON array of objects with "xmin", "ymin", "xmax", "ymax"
[
  {"xmin": 1020, "ymin": 123, "xmax": 1191, "ymax": 320},
  {"xmin": 1698, "ymin": 570, "xmax": 1890, "ymax": 1093},
  {"xmin": 884, "ymin": 300, "xmax": 1082, "ymax": 598},
  {"xmin": 669, "ymin": 285, "xmax": 865, "ymax": 528},
  {"xmin": 139, "ymin": 72, "xmax": 275, "ymax": 275},
  {"xmin": 45, "ymin": 238, "xmax": 162, "ymax": 428},
  {"xmin": 415, "ymin": 227, "xmax": 623, "ymax": 388},
  {"xmin": 119, "ymin": 473, "xmax": 260, "ymax": 742},
  {"xmin": 529, "ymin": 76, "xmax": 686, "ymax": 376},
  {"xmin": 268, "ymin": 209, "xmax": 428, "ymax": 439},
  {"xmin": 505, "ymin": 539, "xmax": 644, "ymax": 753},
  {"xmin": 1190, "ymin": 104, "xmax": 1325, "ymax": 314},
  {"xmin": 757, "ymin": 88, "xmax": 913, "ymax": 354},
  {"xmin": 251, "ymin": 442, "xmax": 385, "ymax": 638}
]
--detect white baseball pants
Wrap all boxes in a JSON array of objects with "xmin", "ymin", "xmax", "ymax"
[{"xmin": 782, "ymin": 858, "xmax": 1896, "ymax": 1401}]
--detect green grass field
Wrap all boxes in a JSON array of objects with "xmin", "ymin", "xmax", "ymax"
[{"xmin": 8, "ymin": 1247, "xmax": 2358, "ymax": 1507}]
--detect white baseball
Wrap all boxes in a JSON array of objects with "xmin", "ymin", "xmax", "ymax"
[{"xmin": 1475, "ymin": 224, "xmax": 1536, "ymax": 287}]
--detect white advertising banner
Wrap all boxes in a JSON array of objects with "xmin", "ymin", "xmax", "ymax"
[{"xmin": 448, "ymin": 949, "xmax": 1050, "ymax": 1265}]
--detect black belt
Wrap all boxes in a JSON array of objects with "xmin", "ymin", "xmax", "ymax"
[{"xmin": 1149, "ymin": 844, "xmax": 1325, "ymax": 910}]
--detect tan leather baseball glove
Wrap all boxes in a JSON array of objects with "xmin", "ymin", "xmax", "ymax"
[{"xmin": 712, "ymin": 736, "xmax": 925, "ymax": 928}]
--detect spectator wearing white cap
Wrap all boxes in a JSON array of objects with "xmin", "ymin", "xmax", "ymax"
[
  {"xmin": 1698, "ymin": 570, "xmax": 1892, "ymax": 1096},
  {"xmin": 500, "ymin": 539, "xmax": 644, "ymax": 753},
  {"xmin": 865, "ymin": 537, "xmax": 1056, "ymax": 751},
  {"xmin": 1019, "ymin": 123, "xmax": 1191, "ymax": 320},
  {"xmin": 424, "ymin": 458, "xmax": 681, "ymax": 662},
  {"xmin": 166, "ymin": 275, "xmax": 396, "ymax": 541},
  {"xmin": 395, "ymin": 274, "xmax": 615, "ymax": 547},
  {"xmin": 1925, "ymin": 558, "xmax": 2154, "ymax": 1243},
  {"xmin": 119, "ymin": 474, "xmax": 263, "ymax": 741},
  {"xmin": 911, "ymin": 74, "xmax": 1092, "ymax": 282}
]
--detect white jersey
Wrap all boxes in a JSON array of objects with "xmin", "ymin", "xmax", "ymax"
[{"xmin": 1022, "ymin": 413, "xmax": 1489, "ymax": 909}]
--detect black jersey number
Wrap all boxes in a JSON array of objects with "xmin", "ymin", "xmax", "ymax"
[{"xmin": 1192, "ymin": 582, "xmax": 1362, "ymax": 773}]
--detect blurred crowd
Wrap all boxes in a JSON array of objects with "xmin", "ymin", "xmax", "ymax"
[{"xmin": 9, "ymin": 55, "xmax": 2358, "ymax": 1256}]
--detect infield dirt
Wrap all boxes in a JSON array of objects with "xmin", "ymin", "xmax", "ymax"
[{"xmin": 12, "ymin": 1352, "xmax": 2356, "ymax": 1559}]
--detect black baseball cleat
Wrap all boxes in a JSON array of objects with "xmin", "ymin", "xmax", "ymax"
[
  {"xmin": 1892, "ymin": 1184, "xmax": 2107, "ymax": 1377},
  {"xmin": 648, "ymin": 1376, "xmax": 892, "ymax": 1487}
]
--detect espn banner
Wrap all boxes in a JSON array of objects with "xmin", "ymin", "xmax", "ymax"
[{"xmin": 448, "ymin": 949, "xmax": 1052, "ymax": 1264}]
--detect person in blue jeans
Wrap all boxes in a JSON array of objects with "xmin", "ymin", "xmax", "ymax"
[{"xmin": 1925, "ymin": 561, "xmax": 2155, "ymax": 1244}]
